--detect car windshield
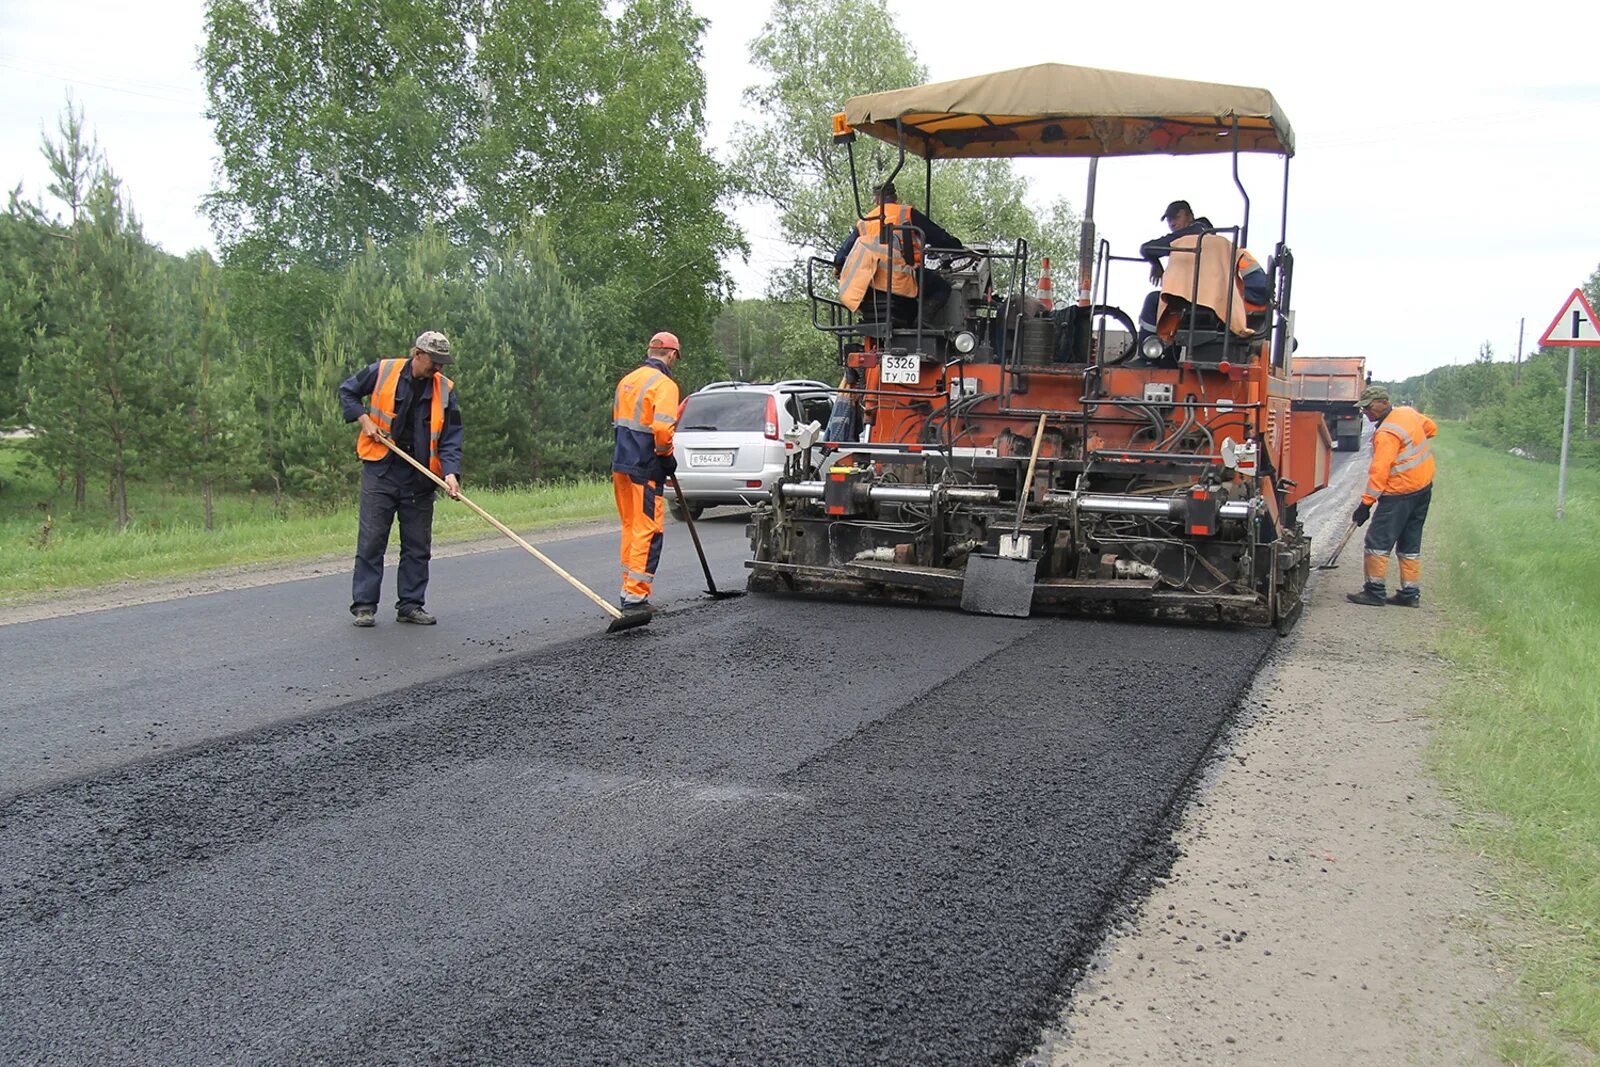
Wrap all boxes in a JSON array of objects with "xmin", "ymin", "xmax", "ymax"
[{"xmin": 679, "ymin": 392, "xmax": 768, "ymax": 432}]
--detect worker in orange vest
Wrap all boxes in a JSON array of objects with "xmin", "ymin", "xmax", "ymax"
[
  {"xmin": 833, "ymin": 181, "xmax": 965, "ymax": 315},
  {"xmin": 339, "ymin": 330, "xmax": 463, "ymax": 627},
  {"xmin": 1347, "ymin": 385, "xmax": 1437, "ymax": 607},
  {"xmin": 612, "ymin": 331, "xmax": 683, "ymax": 614}
]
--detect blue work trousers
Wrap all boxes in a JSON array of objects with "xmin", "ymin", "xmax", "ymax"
[{"xmin": 351, "ymin": 462, "xmax": 436, "ymax": 613}]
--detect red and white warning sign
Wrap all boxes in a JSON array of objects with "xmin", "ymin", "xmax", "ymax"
[{"xmin": 1539, "ymin": 288, "xmax": 1600, "ymax": 347}]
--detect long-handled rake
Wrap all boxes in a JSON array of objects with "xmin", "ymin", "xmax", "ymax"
[{"xmin": 374, "ymin": 433, "xmax": 651, "ymax": 633}]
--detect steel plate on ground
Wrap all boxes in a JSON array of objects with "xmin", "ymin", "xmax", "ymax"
[{"xmin": 961, "ymin": 553, "xmax": 1039, "ymax": 617}]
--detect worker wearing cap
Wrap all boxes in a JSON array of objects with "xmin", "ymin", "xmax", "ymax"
[
  {"xmin": 612, "ymin": 331, "xmax": 682, "ymax": 613},
  {"xmin": 1347, "ymin": 385, "xmax": 1437, "ymax": 607},
  {"xmin": 339, "ymin": 330, "xmax": 463, "ymax": 626},
  {"xmin": 1137, "ymin": 200, "xmax": 1269, "ymax": 357}
]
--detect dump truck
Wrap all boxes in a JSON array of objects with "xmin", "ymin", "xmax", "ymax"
[
  {"xmin": 745, "ymin": 63, "xmax": 1332, "ymax": 631},
  {"xmin": 1290, "ymin": 357, "xmax": 1368, "ymax": 451}
]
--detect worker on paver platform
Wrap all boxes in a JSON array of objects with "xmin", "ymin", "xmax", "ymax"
[
  {"xmin": 834, "ymin": 181, "xmax": 965, "ymax": 316},
  {"xmin": 612, "ymin": 331, "xmax": 682, "ymax": 614},
  {"xmin": 1347, "ymin": 385, "xmax": 1437, "ymax": 607},
  {"xmin": 340, "ymin": 330, "xmax": 463, "ymax": 627},
  {"xmin": 1137, "ymin": 200, "xmax": 1270, "ymax": 356}
]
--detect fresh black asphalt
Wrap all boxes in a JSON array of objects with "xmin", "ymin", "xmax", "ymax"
[
  {"xmin": 1, "ymin": 595, "xmax": 1272, "ymax": 1064},
  {"xmin": 2, "ymin": 452, "xmax": 1364, "ymax": 1063}
]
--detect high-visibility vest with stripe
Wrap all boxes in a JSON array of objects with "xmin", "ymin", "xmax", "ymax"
[
  {"xmin": 612, "ymin": 358, "xmax": 680, "ymax": 478},
  {"xmin": 1364, "ymin": 405, "xmax": 1437, "ymax": 503},
  {"xmin": 355, "ymin": 358, "xmax": 454, "ymax": 475},
  {"xmin": 1236, "ymin": 249, "xmax": 1268, "ymax": 314},
  {"xmin": 837, "ymin": 203, "xmax": 921, "ymax": 311}
]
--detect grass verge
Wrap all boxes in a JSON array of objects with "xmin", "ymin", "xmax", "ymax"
[
  {"xmin": 1430, "ymin": 424, "xmax": 1600, "ymax": 1062},
  {"xmin": 0, "ymin": 442, "xmax": 615, "ymax": 601}
]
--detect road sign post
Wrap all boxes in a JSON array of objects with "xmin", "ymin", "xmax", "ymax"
[{"xmin": 1539, "ymin": 288, "xmax": 1600, "ymax": 519}]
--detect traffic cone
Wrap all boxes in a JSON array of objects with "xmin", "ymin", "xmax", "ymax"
[{"xmin": 1037, "ymin": 257, "xmax": 1054, "ymax": 311}]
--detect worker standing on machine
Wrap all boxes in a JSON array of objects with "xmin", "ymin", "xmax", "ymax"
[
  {"xmin": 612, "ymin": 331, "xmax": 683, "ymax": 615},
  {"xmin": 1347, "ymin": 386, "xmax": 1437, "ymax": 607}
]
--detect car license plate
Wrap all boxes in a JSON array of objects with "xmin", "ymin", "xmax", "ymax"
[
  {"xmin": 689, "ymin": 451, "xmax": 734, "ymax": 467},
  {"xmin": 881, "ymin": 353, "xmax": 920, "ymax": 385}
]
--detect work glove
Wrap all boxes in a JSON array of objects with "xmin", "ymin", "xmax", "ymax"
[
  {"xmin": 657, "ymin": 452, "xmax": 678, "ymax": 481},
  {"xmin": 1352, "ymin": 501, "xmax": 1371, "ymax": 527}
]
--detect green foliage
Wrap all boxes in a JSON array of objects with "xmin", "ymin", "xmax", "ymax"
[
  {"xmin": 1380, "ymin": 262, "xmax": 1600, "ymax": 468},
  {"xmin": 1430, "ymin": 427, "xmax": 1600, "ymax": 1055},
  {"xmin": 202, "ymin": 0, "xmax": 739, "ymax": 379},
  {"xmin": 711, "ymin": 298, "xmax": 836, "ymax": 385},
  {"xmin": 0, "ymin": 440, "xmax": 614, "ymax": 599},
  {"xmin": 21, "ymin": 162, "xmax": 182, "ymax": 530},
  {"xmin": 295, "ymin": 223, "xmax": 604, "ymax": 494},
  {"xmin": 729, "ymin": 0, "xmax": 1078, "ymax": 372},
  {"xmin": 0, "ymin": 196, "xmax": 56, "ymax": 429},
  {"xmin": 202, "ymin": 0, "xmax": 477, "ymax": 268},
  {"xmin": 734, "ymin": 0, "xmax": 1077, "ymax": 278}
]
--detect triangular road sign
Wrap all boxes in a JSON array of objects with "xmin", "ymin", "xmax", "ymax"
[{"xmin": 1539, "ymin": 288, "xmax": 1600, "ymax": 347}]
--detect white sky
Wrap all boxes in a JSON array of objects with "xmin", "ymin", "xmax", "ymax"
[{"xmin": 2, "ymin": 0, "xmax": 1595, "ymax": 380}]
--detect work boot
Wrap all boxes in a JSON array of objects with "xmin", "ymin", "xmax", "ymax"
[
  {"xmin": 621, "ymin": 599, "xmax": 652, "ymax": 615},
  {"xmin": 397, "ymin": 607, "xmax": 437, "ymax": 625},
  {"xmin": 1386, "ymin": 592, "xmax": 1420, "ymax": 607},
  {"xmin": 1346, "ymin": 589, "xmax": 1386, "ymax": 607},
  {"xmin": 351, "ymin": 605, "xmax": 376, "ymax": 627}
]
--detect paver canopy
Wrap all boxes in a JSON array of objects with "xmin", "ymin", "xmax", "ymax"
[{"xmin": 841, "ymin": 62, "xmax": 1295, "ymax": 160}]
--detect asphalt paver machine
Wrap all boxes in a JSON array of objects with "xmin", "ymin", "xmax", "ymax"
[{"xmin": 747, "ymin": 63, "xmax": 1331, "ymax": 630}]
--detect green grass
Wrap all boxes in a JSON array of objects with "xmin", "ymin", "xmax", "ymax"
[
  {"xmin": 1429, "ymin": 424, "xmax": 1600, "ymax": 1062},
  {"xmin": 0, "ymin": 442, "xmax": 615, "ymax": 601}
]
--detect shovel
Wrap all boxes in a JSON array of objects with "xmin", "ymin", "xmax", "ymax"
[
  {"xmin": 962, "ymin": 414, "xmax": 1049, "ymax": 618},
  {"xmin": 1317, "ymin": 520, "xmax": 1359, "ymax": 570},
  {"xmin": 669, "ymin": 476, "xmax": 745, "ymax": 600},
  {"xmin": 373, "ymin": 433, "xmax": 651, "ymax": 633}
]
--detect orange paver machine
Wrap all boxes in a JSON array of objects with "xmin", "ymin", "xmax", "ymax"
[{"xmin": 746, "ymin": 63, "xmax": 1330, "ymax": 630}]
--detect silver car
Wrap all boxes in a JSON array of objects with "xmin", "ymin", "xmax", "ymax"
[{"xmin": 670, "ymin": 380, "xmax": 835, "ymax": 519}]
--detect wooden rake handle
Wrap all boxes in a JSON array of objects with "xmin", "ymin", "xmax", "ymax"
[{"xmin": 372, "ymin": 432, "xmax": 623, "ymax": 620}]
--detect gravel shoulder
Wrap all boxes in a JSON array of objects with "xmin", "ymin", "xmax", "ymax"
[{"xmin": 1031, "ymin": 575, "xmax": 1518, "ymax": 1064}]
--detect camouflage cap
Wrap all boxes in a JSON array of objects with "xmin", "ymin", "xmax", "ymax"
[
  {"xmin": 413, "ymin": 330, "xmax": 452, "ymax": 363},
  {"xmin": 1357, "ymin": 384, "xmax": 1389, "ymax": 409}
]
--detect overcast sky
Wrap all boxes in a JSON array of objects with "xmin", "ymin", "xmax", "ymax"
[{"xmin": 2, "ymin": 0, "xmax": 1595, "ymax": 380}]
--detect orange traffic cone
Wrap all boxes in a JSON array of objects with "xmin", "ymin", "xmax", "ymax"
[{"xmin": 1038, "ymin": 257, "xmax": 1054, "ymax": 311}]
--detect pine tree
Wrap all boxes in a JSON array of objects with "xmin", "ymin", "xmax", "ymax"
[{"xmin": 24, "ymin": 174, "xmax": 180, "ymax": 529}]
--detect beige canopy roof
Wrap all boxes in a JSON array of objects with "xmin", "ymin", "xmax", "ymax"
[{"xmin": 842, "ymin": 63, "xmax": 1293, "ymax": 159}]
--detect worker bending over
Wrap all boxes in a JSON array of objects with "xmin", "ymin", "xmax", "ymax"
[
  {"xmin": 1347, "ymin": 386, "xmax": 1436, "ymax": 607},
  {"xmin": 611, "ymin": 331, "xmax": 682, "ymax": 615}
]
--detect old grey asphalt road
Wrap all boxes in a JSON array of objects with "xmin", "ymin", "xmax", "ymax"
[
  {"xmin": 0, "ymin": 512, "xmax": 753, "ymax": 796},
  {"xmin": 2, "ymin": 454, "xmax": 1360, "ymax": 1065}
]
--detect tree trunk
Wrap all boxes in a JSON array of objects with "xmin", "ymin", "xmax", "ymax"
[
  {"xmin": 73, "ymin": 469, "xmax": 86, "ymax": 507},
  {"xmin": 114, "ymin": 467, "xmax": 128, "ymax": 531},
  {"xmin": 112, "ymin": 435, "xmax": 129, "ymax": 531},
  {"xmin": 204, "ymin": 477, "xmax": 214, "ymax": 531}
]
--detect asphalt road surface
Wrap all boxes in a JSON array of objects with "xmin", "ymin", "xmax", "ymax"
[{"xmin": 2, "ymin": 450, "xmax": 1362, "ymax": 1065}]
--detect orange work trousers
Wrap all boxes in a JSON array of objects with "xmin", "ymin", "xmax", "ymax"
[{"xmin": 613, "ymin": 472, "xmax": 664, "ymax": 605}]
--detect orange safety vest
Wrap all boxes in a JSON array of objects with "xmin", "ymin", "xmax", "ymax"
[
  {"xmin": 1363, "ymin": 405, "xmax": 1437, "ymax": 504},
  {"xmin": 355, "ymin": 358, "xmax": 454, "ymax": 475},
  {"xmin": 612, "ymin": 359, "xmax": 680, "ymax": 478},
  {"xmin": 837, "ymin": 203, "xmax": 922, "ymax": 311},
  {"xmin": 1236, "ymin": 249, "xmax": 1268, "ymax": 315}
]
